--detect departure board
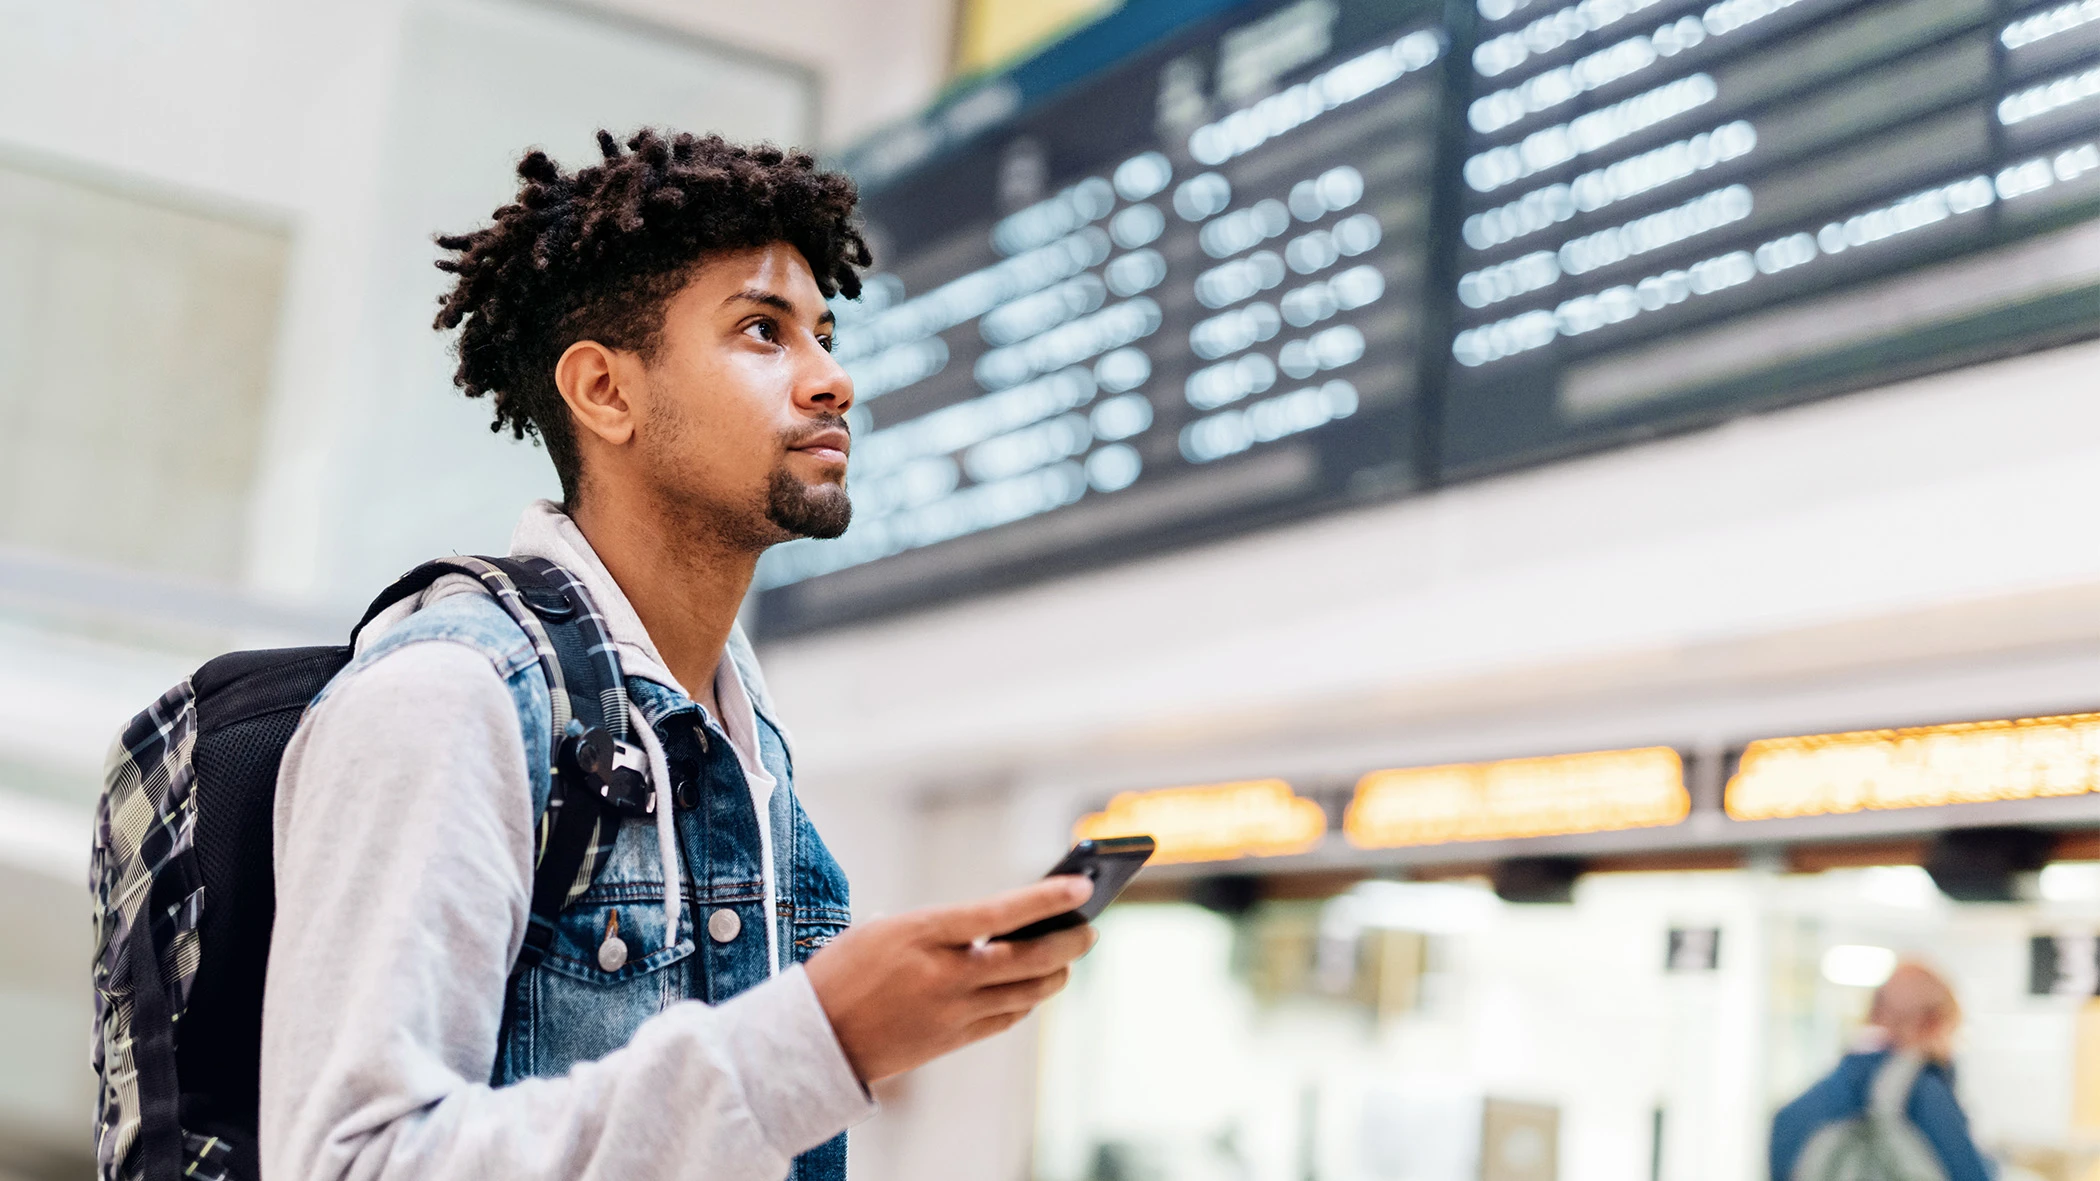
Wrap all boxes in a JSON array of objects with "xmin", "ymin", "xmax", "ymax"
[
  {"xmin": 755, "ymin": 0, "xmax": 1453, "ymax": 634},
  {"xmin": 755, "ymin": 0, "xmax": 2100, "ymax": 635},
  {"xmin": 1443, "ymin": 0, "xmax": 2100, "ymax": 473}
]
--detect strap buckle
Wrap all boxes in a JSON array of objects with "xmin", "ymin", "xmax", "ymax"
[{"xmin": 563, "ymin": 727, "xmax": 655, "ymax": 815}]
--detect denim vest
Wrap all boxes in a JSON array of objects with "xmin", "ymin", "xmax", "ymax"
[{"xmin": 343, "ymin": 591, "xmax": 852, "ymax": 1179}]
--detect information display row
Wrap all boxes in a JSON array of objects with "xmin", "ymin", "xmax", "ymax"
[
  {"xmin": 758, "ymin": 0, "xmax": 1454, "ymax": 633},
  {"xmin": 756, "ymin": 0, "xmax": 2100, "ymax": 635},
  {"xmin": 1444, "ymin": 0, "xmax": 2100, "ymax": 470}
]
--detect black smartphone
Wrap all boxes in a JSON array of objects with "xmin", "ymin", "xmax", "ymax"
[{"xmin": 992, "ymin": 835, "xmax": 1156, "ymax": 941}]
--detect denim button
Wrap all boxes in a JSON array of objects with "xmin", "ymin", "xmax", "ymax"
[
  {"xmin": 597, "ymin": 910, "xmax": 628, "ymax": 971},
  {"xmin": 675, "ymin": 775, "xmax": 701, "ymax": 811},
  {"xmin": 707, "ymin": 907, "xmax": 741, "ymax": 944}
]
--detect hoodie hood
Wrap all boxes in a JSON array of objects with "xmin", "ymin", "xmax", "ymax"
[{"xmin": 507, "ymin": 499, "xmax": 793, "ymax": 756}]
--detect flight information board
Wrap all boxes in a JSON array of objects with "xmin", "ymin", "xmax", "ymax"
[
  {"xmin": 755, "ymin": 0, "xmax": 1455, "ymax": 634},
  {"xmin": 757, "ymin": 0, "xmax": 2100, "ymax": 636},
  {"xmin": 1444, "ymin": 0, "xmax": 2100, "ymax": 472}
]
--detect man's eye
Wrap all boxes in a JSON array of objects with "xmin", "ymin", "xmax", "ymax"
[
  {"xmin": 817, "ymin": 333, "xmax": 835, "ymax": 353},
  {"xmin": 746, "ymin": 318, "xmax": 779, "ymax": 343}
]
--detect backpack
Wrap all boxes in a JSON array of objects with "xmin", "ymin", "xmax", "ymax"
[
  {"xmin": 1791, "ymin": 1052, "xmax": 1952, "ymax": 1181},
  {"xmin": 90, "ymin": 555, "xmax": 657, "ymax": 1181}
]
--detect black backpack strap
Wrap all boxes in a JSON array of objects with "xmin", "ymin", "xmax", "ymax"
[
  {"xmin": 351, "ymin": 556, "xmax": 652, "ymax": 971},
  {"xmin": 123, "ymin": 896, "xmax": 185, "ymax": 1181},
  {"xmin": 487, "ymin": 558, "xmax": 657, "ymax": 970}
]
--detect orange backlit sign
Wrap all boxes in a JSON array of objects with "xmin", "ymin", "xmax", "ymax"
[
  {"xmin": 1345, "ymin": 747, "xmax": 1688, "ymax": 848},
  {"xmin": 1074, "ymin": 779, "xmax": 1328, "ymax": 865},
  {"xmin": 1726, "ymin": 712, "xmax": 2100, "ymax": 821}
]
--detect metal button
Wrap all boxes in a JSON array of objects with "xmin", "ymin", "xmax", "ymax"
[
  {"xmin": 675, "ymin": 775, "xmax": 702, "ymax": 811},
  {"xmin": 707, "ymin": 907, "xmax": 742, "ymax": 944},
  {"xmin": 597, "ymin": 910, "xmax": 629, "ymax": 972}
]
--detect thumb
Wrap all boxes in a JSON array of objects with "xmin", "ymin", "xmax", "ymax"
[{"xmin": 935, "ymin": 876, "xmax": 1093, "ymax": 944}]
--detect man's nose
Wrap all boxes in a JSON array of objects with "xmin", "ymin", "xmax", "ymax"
[{"xmin": 801, "ymin": 345, "xmax": 854, "ymax": 412}]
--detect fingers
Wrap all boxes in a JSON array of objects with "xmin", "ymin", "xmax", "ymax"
[
  {"xmin": 933, "ymin": 876, "xmax": 1093, "ymax": 944},
  {"xmin": 967, "ymin": 923, "xmax": 1096, "ymax": 985},
  {"xmin": 963, "ymin": 1010, "xmax": 1027, "ymax": 1042},
  {"xmin": 974, "ymin": 966, "xmax": 1071, "ymax": 1017}
]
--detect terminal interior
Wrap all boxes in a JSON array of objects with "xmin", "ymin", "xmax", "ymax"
[
  {"xmin": 6, "ymin": 0, "xmax": 2100, "ymax": 1179},
  {"xmin": 1038, "ymin": 864, "xmax": 2100, "ymax": 1181}
]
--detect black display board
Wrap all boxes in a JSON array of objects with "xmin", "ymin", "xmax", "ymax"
[
  {"xmin": 757, "ymin": 0, "xmax": 2100, "ymax": 635},
  {"xmin": 1444, "ymin": 0, "xmax": 2100, "ymax": 473},
  {"xmin": 756, "ymin": 0, "xmax": 1460, "ymax": 634}
]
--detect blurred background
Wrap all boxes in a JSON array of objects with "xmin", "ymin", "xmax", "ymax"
[{"xmin": 7, "ymin": 0, "xmax": 2100, "ymax": 1178}]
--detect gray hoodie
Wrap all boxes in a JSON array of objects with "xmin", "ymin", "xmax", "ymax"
[{"xmin": 259, "ymin": 502, "xmax": 875, "ymax": 1181}]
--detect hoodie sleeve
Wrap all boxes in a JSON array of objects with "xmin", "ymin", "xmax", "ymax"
[{"xmin": 260, "ymin": 640, "xmax": 874, "ymax": 1181}]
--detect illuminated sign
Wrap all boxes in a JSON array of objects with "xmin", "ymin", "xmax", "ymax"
[
  {"xmin": 1074, "ymin": 779, "xmax": 1328, "ymax": 864},
  {"xmin": 1345, "ymin": 747, "xmax": 1688, "ymax": 848},
  {"xmin": 1725, "ymin": 712, "xmax": 2100, "ymax": 821}
]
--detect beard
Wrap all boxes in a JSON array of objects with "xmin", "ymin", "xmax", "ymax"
[
  {"xmin": 639, "ymin": 389, "xmax": 853, "ymax": 547},
  {"xmin": 764, "ymin": 464, "xmax": 851, "ymax": 539}
]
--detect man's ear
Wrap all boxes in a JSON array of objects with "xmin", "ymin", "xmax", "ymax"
[{"xmin": 555, "ymin": 340, "xmax": 639, "ymax": 446}]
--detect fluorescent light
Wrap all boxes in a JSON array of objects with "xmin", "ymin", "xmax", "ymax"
[
  {"xmin": 1338, "ymin": 880, "xmax": 1503, "ymax": 934},
  {"xmin": 1858, "ymin": 866, "xmax": 1939, "ymax": 910},
  {"xmin": 2040, "ymin": 862, "xmax": 2100, "ymax": 902},
  {"xmin": 1822, "ymin": 944, "xmax": 1897, "ymax": 988}
]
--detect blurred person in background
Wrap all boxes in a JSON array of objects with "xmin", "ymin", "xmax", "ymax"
[
  {"xmin": 1770, "ymin": 960, "xmax": 1991, "ymax": 1181},
  {"xmin": 258, "ymin": 130, "xmax": 1095, "ymax": 1181}
]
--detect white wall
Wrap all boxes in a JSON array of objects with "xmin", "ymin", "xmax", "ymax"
[
  {"xmin": 0, "ymin": 0, "xmax": 953, "ymax": 616},
  {"xmin": 585, "ymin": 0, "xmax": 961, "ymax": 150}
]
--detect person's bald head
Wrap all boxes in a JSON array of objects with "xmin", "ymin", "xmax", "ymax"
[{"xmin": 1870, "ymin": 961, "xmax": 1960, "ymax": 1059}]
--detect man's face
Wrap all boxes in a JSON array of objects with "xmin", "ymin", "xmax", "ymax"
[{"xmin": 635, "ymin": 242, "xmax": 854, "ymax": 549}]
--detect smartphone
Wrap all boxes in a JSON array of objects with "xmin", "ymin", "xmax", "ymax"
[{"xmin": 992, "ymin": 835, "xmax": 1156, "ymax": 941}]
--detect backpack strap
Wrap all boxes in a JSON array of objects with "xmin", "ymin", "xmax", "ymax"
[
  {"xmin": 122, "ymin": 882, "xmax": 186, "ymax": 1181},
  {"xmin": 1869, "ymin": 1050, "xmax": 1928, "ymax": 1119},
  {"xmin": 354, "ymin": 556, "xmax": 653, "ymax": 971}
]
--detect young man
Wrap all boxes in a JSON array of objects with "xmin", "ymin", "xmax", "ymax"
[{"xmin": 259, "ymin": 130, "xmax": 1096, "ymax": 1181}]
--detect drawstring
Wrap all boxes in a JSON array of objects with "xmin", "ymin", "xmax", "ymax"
[{"xmin": 628, "ymin": 719, "xmax": 683, "ymax": 952}]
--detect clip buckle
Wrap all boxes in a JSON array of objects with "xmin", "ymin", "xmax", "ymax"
[{"xmin": 563, "ymin": 727, "xmax": 656, "ymax": 815}]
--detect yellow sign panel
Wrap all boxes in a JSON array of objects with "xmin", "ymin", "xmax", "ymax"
[
  {"xmin": 954, "ymin": 0, "xmax": 1122, "ymax": 78},
  {"xmin": 1726, "ymin": 712, "xmax": 2100, "ymax": 821},
  {"xmin": 1345, "ymin": 747, "xmax": 1688, "ymax": 849},
  {"xmin": 1074, "ymin": 779, "xmax": 1327, "ymax": 865}
]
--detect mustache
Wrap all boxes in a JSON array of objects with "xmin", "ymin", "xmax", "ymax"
[{"xmin": 782, "ymin": 415, "xmax": 851, "ymax": 449}]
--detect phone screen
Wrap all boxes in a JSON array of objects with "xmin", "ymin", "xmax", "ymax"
[{"xmin": 992, "ymin": 835, "xmax": 1155, "ymax": 941}]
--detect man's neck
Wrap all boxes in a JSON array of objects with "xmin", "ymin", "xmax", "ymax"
[{"xmin": 567, "ymin": 495, "xmax": 757, "ymax": 712}]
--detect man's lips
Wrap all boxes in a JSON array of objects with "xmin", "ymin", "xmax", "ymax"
[{"xmin": 788, "ymin": 427, "xmax": 850, "ymax": 465}]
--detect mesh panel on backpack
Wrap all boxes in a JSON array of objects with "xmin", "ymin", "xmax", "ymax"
[
  {"xmin": 92, "ymin": 646, "xmax": 352, "ymax": 1181},
  {"xmin": 180, "ymin": 647, "xmax": 351, "ymax": 1180}
]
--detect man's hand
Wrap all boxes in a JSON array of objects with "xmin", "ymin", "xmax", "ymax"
[{"xmin": 804, "ymin": 876, "xmax": 1098, "ymax": 1083}]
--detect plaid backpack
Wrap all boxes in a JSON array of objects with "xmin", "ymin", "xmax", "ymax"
[{"xmin": 91, "ymin": 555, "xmax": 656, "ymax": 1181}]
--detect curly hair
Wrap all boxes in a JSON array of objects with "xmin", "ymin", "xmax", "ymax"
[{"xmin": 434, "ymin": 128, "xmax": 870, "ymax": 503}]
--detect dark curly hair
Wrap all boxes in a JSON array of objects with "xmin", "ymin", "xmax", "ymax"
[{"xmin": 434, "ymin": 128, "xmax": 870, "ymax": 503}]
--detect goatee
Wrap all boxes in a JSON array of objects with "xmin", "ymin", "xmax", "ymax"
[{"xmin": 765, "ymin": 467, "xmax": 852, "ymax": 539}]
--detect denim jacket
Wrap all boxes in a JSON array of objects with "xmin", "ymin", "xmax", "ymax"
[
  {"xmin": 263, "ymin": 504, "xmax": 869, "ymax": 1181},
  {"xmin": 488, "ymin": 665, "xmax": 855, "ymax": 1179}
]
